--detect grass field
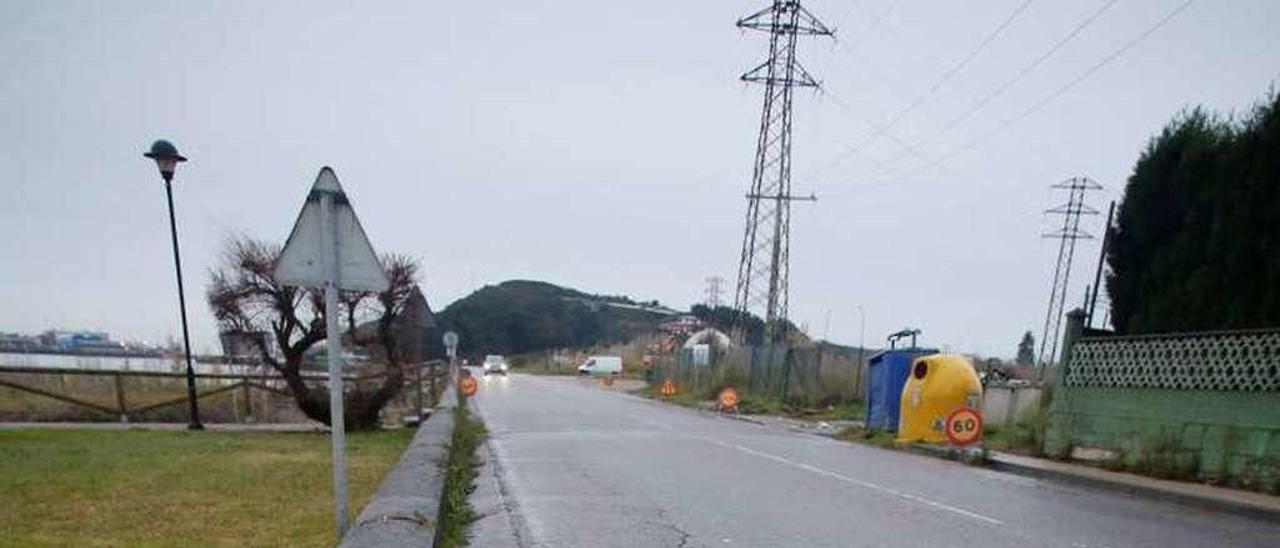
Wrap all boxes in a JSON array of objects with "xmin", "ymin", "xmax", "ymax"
[{"xmin": 0, "ymin": 428, "xmax": 413, "ymax": 547}]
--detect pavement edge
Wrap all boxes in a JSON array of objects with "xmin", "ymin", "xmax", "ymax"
[{"xmin": 984, "ymin": 452, "xmax": 1280, "ymax": 521}]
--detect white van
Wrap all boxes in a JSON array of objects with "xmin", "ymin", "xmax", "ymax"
[{"xmin": 577, "ymin": 356, "xmax": 622, "ymax": 375}]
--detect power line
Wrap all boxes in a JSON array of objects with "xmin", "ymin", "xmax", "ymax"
[
  {"xmin": 834, "ymin": 0, "xmax": 903, "ymax": 57},
  {"xmin": 807, "ymin": 0, "xmax": 1037, "ymax": 178},
  {"xmin": 806, "ymin": 0, "xmax": 983, "ymax": 179},
  {"xmin": 862, "ymin": 0, "xmax": 1196, "ymax": 186},
  {"xmin": 846, "ymin": 0, "xmax": 1121, "ymax": 182},
  {"xmin": 816, "ymin": 87, "xmax": 946, "ymax": 174},
  {"xmin": 818, "ymin": 30, "xmax": 983, "ymax": 147}
]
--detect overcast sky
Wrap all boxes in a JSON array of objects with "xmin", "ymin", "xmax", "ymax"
[{"xmin": 2, "ymin": 1, "xmax": 1276, "ymax": 357}]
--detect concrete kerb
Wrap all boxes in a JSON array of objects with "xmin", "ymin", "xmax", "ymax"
[
  {"xmin": 853, "ymin": 436, "xmax": 1280, "ymax": 520},
  {"xmin": 341, "ymin": 385, "xmax": 458, "ymax": 547},
  {"xmin": 985, "ymin": 451, "xmax": 1280, "ymax": 521},
  {"xmin": 886, "ymin": 438, "xmax": 1280, "ymax": 520}
]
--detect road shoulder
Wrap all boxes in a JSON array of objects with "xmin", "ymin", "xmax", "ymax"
[{"xmin": 467, "ymin": 414, "xmax": 525, "ymax": 547}]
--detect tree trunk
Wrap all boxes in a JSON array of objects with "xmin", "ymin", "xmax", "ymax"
[
  {"xmin": 277, "ymin": 357, "xmax": 405, "ymax": 431},
  {"xmin": 276, "ymin": 357, "xmax": 329, "ymax": 425},
  {"xmin": 346, "ymin": 365, "xmax": 405, "ymax": 430}
]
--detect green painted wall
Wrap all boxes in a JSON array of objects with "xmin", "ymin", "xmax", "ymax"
[
  {"xmin": 1045, "ymin": 311, "xmax": 1280, "ymax": 492},
  {"xmin": 1047, "ymin": 386, "xmax": 1280, "ymax": 490}
]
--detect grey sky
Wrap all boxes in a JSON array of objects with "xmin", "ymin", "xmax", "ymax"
[{"xmin": 1, "ymin": 1, "xmax": 1276, "ymax": 357}]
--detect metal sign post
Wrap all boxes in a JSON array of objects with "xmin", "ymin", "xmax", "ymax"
[
  {"xmin": 443, "ymin": 330, "xmax": 459, "ymax": 379},
  {"xmin": 273, "ymin": 167, "xmax": 388, "ymax": 539},
  {"xmin": 319, "ymin": 190, "xmax": 348, "ymax": 536}
]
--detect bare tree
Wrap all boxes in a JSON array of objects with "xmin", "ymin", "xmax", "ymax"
[{"xmin": 207, "ymin": 236, "xmax": 419, "ymax": 430}]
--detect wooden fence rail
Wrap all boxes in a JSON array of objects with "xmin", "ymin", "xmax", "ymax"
[{"xmin": 0, "ymin": 361, "xmax": 447, "ymax": 423}]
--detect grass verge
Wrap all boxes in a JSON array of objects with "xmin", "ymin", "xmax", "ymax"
[
  {"xmin": 0, "ymin": 428, "xmax": 413, "ymax": 547},
  {"xmin": 982, "ymin": 405, "xmax": 1048, "ymax": 456},
  {"xmin": 436, "ymin": 397, "xmax": 487, "ymax": 548},
  {"xmin": 643, "ymin": 383, "xmax": 864, "ymax": 423}
]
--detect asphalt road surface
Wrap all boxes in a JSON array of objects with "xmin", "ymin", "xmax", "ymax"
[{"xmin": 468, "ymin": 372, "xmax": 1280, "ymax": 548}]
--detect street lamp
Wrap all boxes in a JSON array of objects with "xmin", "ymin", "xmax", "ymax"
[
  {"xmin": 855, "ymin": 304, "xmax": 867, "ymax": 400},
  {"xmin": 855, "ymin": 305, "xmax": 866, "ymax": 356},
  {"xmin": 145, "ymin": 139, "xmax": 202, "ymax": 431}
]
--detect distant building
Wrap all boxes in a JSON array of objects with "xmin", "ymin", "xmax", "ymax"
[
  {"xmin": 659, "ymin": 315, "xmax": 705, "ymax": 336},
  {"xmin": 48, "ymin": 330, "xmax": 127, "ymax": 354},
  {"xmin": 219, "ymin": 330, "xmax": 274, "ymax": 362},
  {"xmin": 683, "ymin": 327, "xmax": 732, "ymax": 349},
  {"xmin": 0, "ymin": 330, "xmax": 159, "ymax": 356},
  {"xmin": 0, "ymin": 332, "xmax": 40, "ymax": 352}
]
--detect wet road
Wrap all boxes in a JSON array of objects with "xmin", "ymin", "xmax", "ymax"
[{"xmin": 468, "ymin": 373, "xmax": 1280, "ymax": 548}]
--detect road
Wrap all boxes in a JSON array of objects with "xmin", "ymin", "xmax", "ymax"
[{"xmin": 467, "ymin": 373, "xmax": 1280, "ymax": 548}]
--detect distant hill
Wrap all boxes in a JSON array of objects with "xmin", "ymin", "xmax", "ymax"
[
  {"xmin": 431, "ymin": 280, "xmax": 677, "ymax": 358},
  {"xmin": 688, "ymin": 303, "xmax": 808, "ymax": 346}
]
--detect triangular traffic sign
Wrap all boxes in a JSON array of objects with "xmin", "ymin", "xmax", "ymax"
[
  {"xmin": 402, "ymin": 286, "xmax": 435, "ymax": 329},
  {"xmin": 273, "ymin": 167, "xmax": 390, "ymax": 292}
]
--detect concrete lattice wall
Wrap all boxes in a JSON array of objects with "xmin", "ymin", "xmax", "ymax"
[{"xmin": 1046, "ymin": 311, "xmax": 1280, "ymax": 491}]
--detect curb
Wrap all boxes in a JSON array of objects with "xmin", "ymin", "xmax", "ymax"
[
  {"xmin": 719, "ymin": 413, "xmax": 767, "ymax": 426},
  {"xmin": 341, "ymin": 386, "xmax": 458, "ymax": 547},
  {"xmin": 985, "ymin": 452, "xmax": 1280, "ymax": 521},
  {"xmin": 806, "ymin": 425, "xmax": 1280, "ymax": 521},
  {"xmin": 902, "ymin": 441, "xmax": 985, "ymax": 464}
]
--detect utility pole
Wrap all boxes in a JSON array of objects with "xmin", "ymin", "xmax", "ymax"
[
  {"xmin": 855, "ymin": 305, "xmax": 866, "ymax": 400},
  {"xmin": 1037, "ymin": 177, "xmax": 1102, "ymax": 379},
  {"xmin": 1086, "ymin": 201, "xmax": 1116, "ymax": 329},
  {"xmin": 732, "ymin": 1, "xmax": 833, "ymax": 343}
]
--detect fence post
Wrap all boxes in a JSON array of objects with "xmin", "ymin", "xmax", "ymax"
[
  {"xmin": 715, "ymin": 348, "xmax": 724, "ymax": 390},
  {"xmin": 1006, "ymin": 386, "xmax": 1019, "ymax": 428},
  {"xmin": 1057, "ymin": 308, "xmax": 1087, "ymax": 377},
  {"xmin": 814, "ymin": 349, "xmax": 824, "ymax": 407},
  {"xmin": 113, "ymin": 373, "xmax": 128, "ymax": 423},
  {"xmin": 240, "ymin": 381, "xmax": 253, "ymax": 422},
  {"xmin": 780, "ymin": 346, "xmax": 792, "ymax": 402},
  {"xmin": 430, "ymin": 363, "xmax": 438, "ymax": 406},
  {"xmin": 853, "ymin": 354, "xmax": 863, "ymax": 403},
  {"xmin": 415, "ymin": 362, "xmax": 424, "ymax": 416}
]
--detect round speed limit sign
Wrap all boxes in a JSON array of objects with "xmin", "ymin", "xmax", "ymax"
[
  {"xmin": 944, "ymin": 407, "xmax": 983, "ymax": 446},
  {"xmin": 718, "ymin": 387, "xmax": 739, "ymax": 412},
  {"xmin": 459, "ymin": 375, "xmax": 478, "ymax": 397}
]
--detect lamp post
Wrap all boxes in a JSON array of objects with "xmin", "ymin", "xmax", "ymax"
[
  {"xmin": 145, "ymin": 139, "xmax": 202, "ymax": 431},
  {"xmin": 855, "ymin": 304, "xmax": 867, "ymax": 400},
  {"xmin": 855, "ymin": 305, "xmax": 866, "ymax": 356}
]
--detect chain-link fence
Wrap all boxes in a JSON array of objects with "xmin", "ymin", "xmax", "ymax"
[{"xmin": 651, "ymin": 344, "xmax": 865, "ymax": 406}]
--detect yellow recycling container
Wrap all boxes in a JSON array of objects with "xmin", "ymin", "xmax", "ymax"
[{"xmin": 897, "ymin": 354, "xmax": 982, "ymax": 444}]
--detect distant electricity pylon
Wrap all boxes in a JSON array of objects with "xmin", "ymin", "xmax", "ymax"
[
  {"xmin": 732, "ymin": 1, "xmax": 833, "ymax": 342},
  {"xmin": 1038, "ymin": 176, "xmax": 1103, "ymax": 377},
  {"xmin": 705, "ymin": 276, "xmax": 725, "ymax": 308}
]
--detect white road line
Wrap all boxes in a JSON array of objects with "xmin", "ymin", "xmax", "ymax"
[{"xmin": 712, "ymin": 440, "xmax": 1004, "ymax": 526}]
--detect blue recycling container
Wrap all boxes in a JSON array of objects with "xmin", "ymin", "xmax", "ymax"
[{"xmin": 865, "ymin": 348, "xmax": 938, "ymax": 431}]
